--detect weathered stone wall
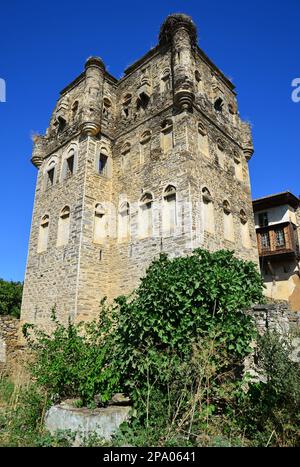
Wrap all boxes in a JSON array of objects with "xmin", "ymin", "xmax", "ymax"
[
  {"xmin": 21, "ymin": 14, "xmax": 260, "ymax": 330},
  {"xmin": 0, "ymin": 316, "xmax": 21, "ymax": 373},
  {"xmin": 250, "ymin": 301, "xmax": 300, "ymax": 334}
]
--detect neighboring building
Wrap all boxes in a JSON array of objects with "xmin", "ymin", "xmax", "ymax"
[
  {"xmin": 21, "ymin": 14, "xmax": 258, "ymax": 331},
  {"xmin": 253, "ymin": 192, "xmax": 300, "ymax": 311}
]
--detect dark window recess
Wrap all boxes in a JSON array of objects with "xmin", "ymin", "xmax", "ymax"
[
  {"xmin": 276, "ymin": 229, "xmax": 285, "ymax": 247},
  {"xmin": 137, "ymin": 93, "xmax": 149, "ymax": 110},
  {"xmin": 258, "ymin": 212, "xmax": 269, "ymax": 227},
  {"xmin": 72, "ymin": 101, "xmax": 79, "ymax": 119},
  {"xmin": 57, "ymin": 116, "xmax": 66, "ymax": 133},
  {"xmin": 66, "ymin": 156, "xmax": 74, "ymax": 176},
  {"xmin": 47, "ymin": 168, "xmax": 55, "ymax": 187},
  {"xmin": 214, "ymin": 98, "xmax": 224, "ymax": 112},
  {"xmin": 261, "ymin": 232, "xmax": 270, "ymax": 249},
  {"xmin": 99, "ymin": 154, "xmax": 108, "ymax": 176},
  {"xmin": 264, "ymin": 266, "xmax": 269, "ymax": 276}
]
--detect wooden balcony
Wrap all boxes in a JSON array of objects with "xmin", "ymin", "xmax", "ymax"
[{"xmin": 256, "ymin": 222, "xmax": 299, "ymax": 259}]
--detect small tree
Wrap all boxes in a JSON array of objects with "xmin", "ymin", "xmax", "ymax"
[{"xmin": 0, "ymin": 278, "xmax": 23, "ymax": 318}]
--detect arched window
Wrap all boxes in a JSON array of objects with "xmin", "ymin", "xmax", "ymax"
[
  {"xmin": 62, "ymin": 147, "xmax": 77, "ymax": 180},
  {"xmin": 57, "ymin": 206, "xmax": 70, "ymax": 247},
  {"xmin": 233, "ymin": 151, "xmax": 243, "ymax": 182},
  {"xmin": 139, "ymin": 193, "xmax": 153, "ymax": 238},
  {"xmin": 71, "ymin": 101, "xmax": 79, "ymax": 120},
  {"xmin": 136, "ymin": 95, "xmax": 149, "ymax": 113},
  {"xmin": 240, "ymin": 209, "xmax": 251, "ymax": 248},
  {"xmin": 96, "ymin": 146, "xmax": 110, "ymax": 177},
  {"xmin": 162, "ymin": 185, "xmax": 177, "ymax": 236},
  {"xmin": 161, "ymin": 69, "xmax": 171, "ymax": 93},
  {"xmin": 217, "ymin": 139, "xmax": 225, "ymax": 168},
  {"xmin": 214, "ymin": 97, "xmax": 224, "ymax": 113},
  {"xmin": 118, "ymin": 202, "xmax": 130, "ymax": 241},
  {"xmin": 54, "ymin": 115, "xmax": 67, "ymax": 133},
  {"xmin": 202, "ymin": 187, "xmax": 215, "ymax": 234},
  {"xmin": 139, "ymin": 130, "xmax": 151, "ymax": 164},
  {"xmin": 93, "ymin": 204, "xmax": 106, "ymax": 244},
  {"xmin": 121, "ymin": 142, "xmax": 131, "ymax": 171},
  {"xmin": 161, "ymin": 119, "xmax": 173, "ymax": 153},
  {"xmin": 140, "ymin": 68, "xmax": 151, "ymax": 87},
  {"xmin": 137, "ymin": 69, "xmax": 151, "ymax": 110},
  {"xmin": 45, "ymin": 160, "xmax": 57, "ymax": 190},
  {"xmin": 223, "ymin": 200, "xmax": 234, "ymax": 242},
  {"xmin": 122, "ymin": 94, "xmax": 132, "ymax": 118},
  {"xmin": 37, "ymin": 215, "xmax": 49, "ymax": 253},
  {"xmin": 198, "ymin": 122, "xmax": 209, "ymax": 158}
]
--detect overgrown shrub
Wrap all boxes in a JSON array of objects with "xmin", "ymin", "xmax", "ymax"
[
  {"xmin": 23, "ymin": 248, "xmax": 283, "ymax": 446},
  {"xmin": 0, "ymin": 378, "xmax": 76, "ymax": 447},
  {"xmin": 0, "ymin": 278, "xmax": 23, "ymax": 318},
  {"xmin": 114, "ymin": 250, "xmax": 264, "ymax": 396},
  {"xmin": 24, "ymin": 249, "xmax": 263, "ymax": 406},
  {"xmin": 240, "ymin": 331, "xmax": 300, "ymax": 447},
  {"xmin": 23, "ymin": 304, "xmax": 120, "ymax": 405}
]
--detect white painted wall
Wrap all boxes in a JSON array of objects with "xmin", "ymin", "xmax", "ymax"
[{"xmin": 254, "ymin": 204, "xmax": 297, "ymax": 228}]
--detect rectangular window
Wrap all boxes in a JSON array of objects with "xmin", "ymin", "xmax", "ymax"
[
  {"xmin": 258, "ymin": 212, "xmax": 268, "ymax": 227},
  {"xmin": 261, "ymin": 232, "xmax": 270, "ymax": 250},
  {"xmin": 275, "ymin": 228, "xmax": 285, "ymax": 247},
  {"xmin": 99, "ymin": 154, "xmax": 108, "ymax": 176}
]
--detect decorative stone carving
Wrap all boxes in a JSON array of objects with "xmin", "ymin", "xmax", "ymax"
[
  {"xmin": 174, "ymin": 75, "xmax": 195, "ymax": 111},
  {"xmin": 223, "ymin": 200, "xmax": 232, "ymax": 214},
  {"xmin": 31, "ymin": 134, "xmax": 44, "ymax": 168}
]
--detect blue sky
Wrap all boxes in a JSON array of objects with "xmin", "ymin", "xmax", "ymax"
[{"xmin": 0, "ymin": 0, "xmax": 299, "ymax": 281}]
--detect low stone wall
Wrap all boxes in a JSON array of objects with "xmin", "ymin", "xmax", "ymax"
[
  {"xmin": 244, "ymin": 301, "xmax": 300, "ymax": 381},
  {"xmin": 249, "ymin": 301, "xmax": 300, "ymax": 335},
  {"xmin": 0, "ymin": 316, "xmax": 25, "ymax": 378},
  {"xmin": 0, "ymin": 316, "xmax": 19, "ymax": 363}
]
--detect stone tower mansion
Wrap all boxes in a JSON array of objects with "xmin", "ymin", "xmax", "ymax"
[{"xmin": 21, "ymin": 14, "xmax": 258, "ymax": 330}]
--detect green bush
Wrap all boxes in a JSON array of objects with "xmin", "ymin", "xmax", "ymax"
[
  {"xmin": 22, "ymin": 248, "xmax": 271, "ymax": 446},
  {"xmin": 105, "ymin": 249, "xmax": 263, "ymax": 445},
  {"xmin": 114, "ymin": 250, "xmax": 263, "ymax": 394},
  {"xmin": 240, "ymin": 331, "xmax": 300, "ymax": 446},
  {"xmin": 0, "ymin": 278, "xmax": 23, "ymax": 318}
]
